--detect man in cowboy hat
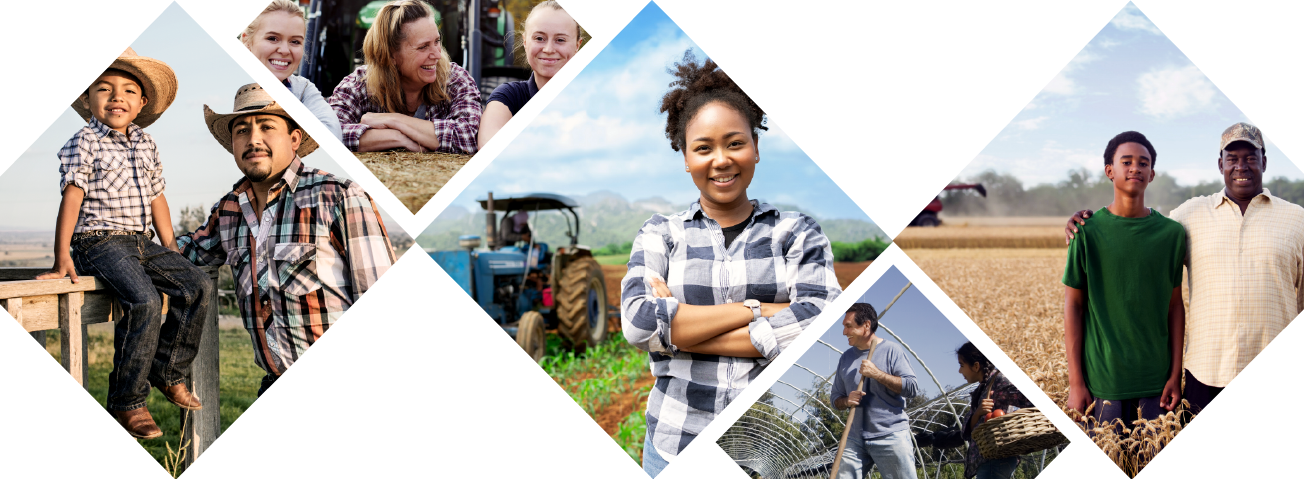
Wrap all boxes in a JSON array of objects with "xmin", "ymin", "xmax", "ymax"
[
  {"xmin": 38, "ymin": 47, "xmax": 211, "ymax": 440},
  {"xmin": 177, "ymin": 83, "xmax": 395, "ymax": 396},
  {"xmin": 1065, "ymin": 122, "xmax": 1304, "ymax": 416}
]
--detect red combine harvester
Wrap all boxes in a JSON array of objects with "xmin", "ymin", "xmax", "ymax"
[{"xmin": 909, "ymin": 183, "xmax": 986, "ymax": 227}]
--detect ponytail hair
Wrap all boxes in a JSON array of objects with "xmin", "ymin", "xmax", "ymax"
[{"xmin": 956, "ymin": 342, "xmax": 996, "ymax": 379}]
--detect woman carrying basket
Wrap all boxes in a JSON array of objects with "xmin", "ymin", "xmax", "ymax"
[{"xmin": 917, "ymin": 342, "xmax": 1035, "ymax": 479}]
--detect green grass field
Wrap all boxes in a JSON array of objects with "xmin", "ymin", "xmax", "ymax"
[
  {"xmin": 42, "ymin": 326, "xmax": 261, "ymax": 474},
  {"xmin": 594, "ymin": 254, "xmax": 630, "ymax": 266}
]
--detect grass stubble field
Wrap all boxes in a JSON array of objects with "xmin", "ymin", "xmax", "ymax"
[
  {"xmin": 354, "ymin": 151, "xmax": 472, "ymax": 213},
  {"xmin": 900, "ymin": 217, "xmax": 1191, "ymax": 477}
]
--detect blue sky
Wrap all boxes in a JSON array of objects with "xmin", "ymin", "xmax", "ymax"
[
  {"xmin": 435, "ymin": 2, "xmax": 874, "ymax": 223},
  {"xmin": 769, "ymin": 267, "xmax": 980, "ymax": 412},
  {"xmin": 960, "ymin": 3, "xmax": 1300, "ymax": 187},
  {"xmin": 0, "ymin": 3, "xmax": 381, "ymax": 232}
]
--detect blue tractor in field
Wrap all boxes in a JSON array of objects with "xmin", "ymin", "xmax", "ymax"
[{"xmin": 430, "ymin": 192, "xmax": 609, "ymax": 362}]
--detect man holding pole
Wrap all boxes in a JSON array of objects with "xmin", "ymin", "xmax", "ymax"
[{"xmin": 831, "ymin": 302, "xmax": 922, "ymax": 479}]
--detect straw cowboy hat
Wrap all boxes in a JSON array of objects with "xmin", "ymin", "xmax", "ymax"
[
  {"xmin": 72, "ymin": 47, "xmax": 178, "ymax": 129},
  {"xmin": 203, "ymin": 83, "xmax": 317, "ymax": 157}
]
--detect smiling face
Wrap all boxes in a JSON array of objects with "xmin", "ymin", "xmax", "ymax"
[
  {"xmin": 957, "ymin": 356, "xmax": 983, "ymax": 384},
  {"xmin": 1104, "ymin": 142, "xmax": 1155, "ymax": 196},
  {"xmin": 1219, "ymin": 142, "xmax": 1266, "ymax": 200},
  {"xmin": 684, "ymin": 102, "xmax": 758, "ymax": 212},
  {"xmin": 524, "ymin": 8, "xmax": 580, "ymax": 83},
  {"xmin": 230, "ymin": 113, "xmax": 301, "ymax": 185},
  {"xmin": 393, "ymin": 16, "xmax": 442, "ymax": 92},
  {"xmin": 81, "ymin": 70, "xmax": 148, "ymax": 134},
  {"xmin": 246, "ymin": 11, "xmax": 305, "ymax": 82},
  {"xmin": 842, "ymin": 312, "xmax": 872, "ymax": 349}
]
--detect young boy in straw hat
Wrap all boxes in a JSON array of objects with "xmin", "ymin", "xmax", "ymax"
[{"xmin": 37, "ymin": 48, "xmax": 212, "ymax": 440}]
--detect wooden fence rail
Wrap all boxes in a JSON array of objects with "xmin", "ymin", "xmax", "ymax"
[{"xmin": 0, "ymin": 267, "xmax": 221, "ymax": 467}]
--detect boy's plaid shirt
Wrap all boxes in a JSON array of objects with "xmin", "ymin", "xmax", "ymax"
[
  {"xmin": 621, "ymin": 200, "xmax": 841, "ymax": 459},
  {"xmin": 327, "ymin": 64, "xmax": 481, "ymax": 154},
  {"xmin": 178, "ymin": 157, "xmax": 395, "ymax": 376},
  {"xmin": 58, "ymin": 117, "xmax": 165, "ymax": 233}
]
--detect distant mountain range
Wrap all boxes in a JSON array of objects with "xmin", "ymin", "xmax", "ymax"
[{"xmin": 417, "ymin": 190, "xmax": 886, "ymax": 251}]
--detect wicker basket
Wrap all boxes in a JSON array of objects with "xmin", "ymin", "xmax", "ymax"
[{"xmin": 972, "ymin": 407, "xmax": 1066, "ymax": 459}]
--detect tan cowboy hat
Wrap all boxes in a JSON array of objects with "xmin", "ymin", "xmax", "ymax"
[
  {"xmin": 72, "ymin": 47, "xmax": 178, "ymax": 129},
  {"xmin": 203, "ymin": 83, "xmax": 317, "ymax": 157}
]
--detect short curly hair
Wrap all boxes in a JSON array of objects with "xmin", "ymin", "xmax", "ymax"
[
  {"xmin": 1103, "ymin": 131, "xmax": 1157, "ymax": 166},
  {"xmin": 658, "ymin": 50, "xmax": 767, "ymax": 152}
]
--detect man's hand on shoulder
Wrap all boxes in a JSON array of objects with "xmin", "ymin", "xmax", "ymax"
[{"xmin": 1065, "ymin": 209, "xmax": 1094, "ymax": 245}]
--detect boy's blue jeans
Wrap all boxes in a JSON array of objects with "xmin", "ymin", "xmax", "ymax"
[{"xmin": 71, "ymin": 234, "xmax": 212, "ymax": 412}]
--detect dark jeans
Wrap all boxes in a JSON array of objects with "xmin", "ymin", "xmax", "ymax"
[
  {"xmin": 1089, "ymin": 395, "xmax": 1164, "ymax": 435},
  {"xmin": 71, "ymin": 234, "xmax": 211, "ymax": 411},
  {"xmin": 257, "ymin": 374, "xmax": 278, "ymax": 397},
  {"xmin": 1184, "ymin": 369, "xmax": 1223, "ymax": 415}
]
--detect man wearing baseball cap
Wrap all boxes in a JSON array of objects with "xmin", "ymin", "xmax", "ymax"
[
  {"xmin": 177, "ymin": 83, "xmax": 396, "ymax": 395},
  {"xmin": 1066, "ymin": 122, "xmax": 1304, "ymax": 415}
]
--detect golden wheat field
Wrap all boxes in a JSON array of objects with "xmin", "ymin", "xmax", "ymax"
[{"xmin": 907, "ymin": 247, "xmax": 1070, "ymax": 404}]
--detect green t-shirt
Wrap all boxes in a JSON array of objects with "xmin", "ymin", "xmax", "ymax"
[{"xmin": 1062, "ymin": 207, "xmax": 1185, "ymax": 400}]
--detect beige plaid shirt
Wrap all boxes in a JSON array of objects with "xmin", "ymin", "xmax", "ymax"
[{"xmin": 1170, "ymin": 188, "xmax": 1304, "ymax": 387}]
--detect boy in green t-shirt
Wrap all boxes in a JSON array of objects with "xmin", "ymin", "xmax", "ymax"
[{"xmin": 1063, "ymin": 131, "xmax": 1185, "ymax": 426}]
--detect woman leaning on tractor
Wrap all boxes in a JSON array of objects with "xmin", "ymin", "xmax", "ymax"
[{"xmin": 620, "ymin": 51, "xmax": 841, "ymax": 477}]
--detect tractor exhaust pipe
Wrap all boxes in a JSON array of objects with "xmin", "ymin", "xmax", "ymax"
[{"xmin": 486, "ymin": 191, "xmax": 496, "ymax": 250}]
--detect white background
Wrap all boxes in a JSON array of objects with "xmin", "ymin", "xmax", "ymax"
[{"xmin": 1, "ymin": 0, "xmax": 1300, "ymax": 477}]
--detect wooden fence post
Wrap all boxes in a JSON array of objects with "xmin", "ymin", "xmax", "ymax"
[
  {"xmin": 183, "ymin": 267, "xmax": 221, "ymax": 467},
  {"xmin": 58, "ymin": 292, "xmax": 88, "ymax": 389}
]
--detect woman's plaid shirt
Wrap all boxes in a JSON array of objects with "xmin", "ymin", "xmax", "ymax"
[
  {"xmin": 621, "ymin": 200, "xmax": 842, "ymax": 459},
  {"xmin": 327, "ymin": 64, "xmax": 481, "ymax": 154},
  {"xmin": 177, "ymin": 157, "xmax": 395, "ymax": 376}
]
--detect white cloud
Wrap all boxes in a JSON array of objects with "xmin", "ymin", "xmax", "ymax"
[
  {"xmin": 1040, "ymin": 50, "xmax": 1100, "ymax": 96},
  {"xmin": 1137, "ymin": 64, "xmax": 1217, "ymax": 119},
  {"xmin": 1110, "ymin": 5, "xmax": 1162, "ymax": 35},
  {"xmin": 961, "ymin": 142, "xmax": 1101, "ymax": 186},
  {"xmin": 1013, "ymin": 116, "xmax": 1050, "ymax": 130}
]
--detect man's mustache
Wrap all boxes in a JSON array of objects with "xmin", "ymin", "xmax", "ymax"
[{"xmin": 242, "ymin": 146, "xmax": 273, "ymax": 159}]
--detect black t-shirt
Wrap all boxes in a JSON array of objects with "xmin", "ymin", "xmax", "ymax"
[
  {"xmin": 721, "ymin": 219, "xmax": 750, "ymax": 249},
  {"xmin": 486, "ymin": 73, "xmax": 540, "ymax": 115}
]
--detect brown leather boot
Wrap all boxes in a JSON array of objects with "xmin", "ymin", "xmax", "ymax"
[
  {"xmin": 158, "ymin": 383, "xmax": 202, "ymax": 411},
  {"xmin": 111, "ymin": 407, "xmax": 162, "ymax": 439}
]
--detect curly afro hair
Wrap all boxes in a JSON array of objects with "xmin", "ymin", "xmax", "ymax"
[{"xmin": 659, "ymin": 50, "xmax": 767, "ymax": 152}]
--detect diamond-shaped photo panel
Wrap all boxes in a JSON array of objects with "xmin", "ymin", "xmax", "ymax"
[
  {"xmin": 897, "ymin": 3, "xmax": 1303, "ymax": 476},
  {"xmin": 717, "ymin": 266, "xmax": 1067, "ymax": 479},
  {"xmin": 235, "ymin": 0, "xmax": 592, "ymax": 213},
  {"xmin": 417, "ymin": 2, "xmax": 889, "ymax": 474},
  {"xmin": 0, "ymin": 3, "xmax": 408, "ymax": 473}
]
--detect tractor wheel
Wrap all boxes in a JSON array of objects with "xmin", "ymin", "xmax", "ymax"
[
  {"xmin": 557, "ymin": 257, "xmax": 607, "ymax": 347},
  {"xmin": 515, "ymin": 311, "xmax": 546, "ymax": 363},
  {"xmin": 479, "ymin": 76, "xmax": 516, "ymax": 106}
]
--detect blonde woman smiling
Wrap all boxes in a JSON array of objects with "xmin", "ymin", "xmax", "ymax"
[
  {"xmin": 477, "ymin": 0, "xmax": 582, "ymax": 148},
  {"xmin": 241, "ymin": 0, "xmax": 343, "ymax": 140},
  {"xmin": 328, "ymin": 0, "xmax": 481, "ymax": 153}
]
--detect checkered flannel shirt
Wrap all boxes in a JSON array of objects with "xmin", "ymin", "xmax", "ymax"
[
  {"xmin": 327, "ymin": 64, "xmax": 481, "ymax": 154},
  {"xmin": 621, "ymin": 200, "xmax": 841, "ymax": 459},
  {"xmin": 58, "ymin": 117, "xmax": 165, "ymax": 233},
  {"xmin": 177, "ymin": 156, "xmax": 395, "ymax": 376},
  {"xmin": 1170, "ymin": 188, "xmax": 1304, "ymax": 387}
]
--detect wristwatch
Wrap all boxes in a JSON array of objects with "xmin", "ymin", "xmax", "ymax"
[{"xmin": 744, "ymin": 299, "xmax": 762, "ymax": 320}]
